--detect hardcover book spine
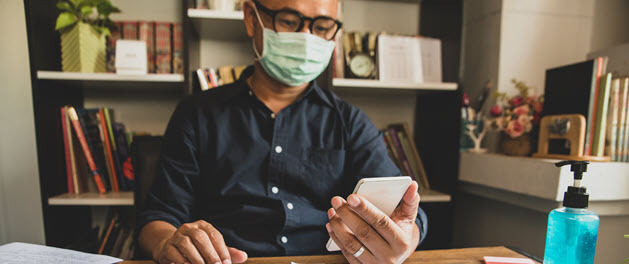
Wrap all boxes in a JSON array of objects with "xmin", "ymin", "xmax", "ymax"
[
  {"xmin": 623, "ymin": 78, "xmax": 629, "ymax": 161},
  {"xmin": 617, "ymin": 79, "xmax": 629, "ymax": 162},
  {"xmin": 139, "ymin": 21, "xmax": 155, "ymax": 73},
  {"xmin": 61, "ymin": 107, "xmax": 74, "ymax": 194},
  {"xmin": 122, "ymin": 21, "xmax": 138, "ymax": 40},
  {"xmin": 155, "ymin": 22, "xmax": 172, "ymax": 73},
  {"xmin": 585, "ymin": 57, "xmax": 604, "ymax": 155},
  {"xmin": 67, "ymin": 107, "xmax": 107, "ymax": 194},
  {"xmin": 106, "ymin": 22, "xmax": 123, "ymax": 73},
  {"xmin": 172, "ymin": 23, "xmax": 184, "ymax": 74},
  {"xmin": 592, "ymin": 73, "xmax": 612, "ymax": 156},
  {"xmin": 388, "ymin": 128, "xmax": 416, "ymax": 179},
  {"xmin": 607, "ymin": 79, "xmax": 620, "ymax": 160},
  {"xmin": 99, "ymin": 109, "xmax": 120, "ymax": 192}
]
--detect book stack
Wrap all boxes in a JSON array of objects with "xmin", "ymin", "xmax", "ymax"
[
  {"xmin": 381, "ymin": 123, "xmax": 430, "ymax": 192},
  {"xmin": 196, "ymin": 65, "xmax": 247, "ymax": 91},
  {"xmin": 606, "ymin": 77, "xmax": 629, "ymax": 161},
  {"xmin": 60, "ymin": 106, "xmax": 136, "ymax": 194},
  {"xmin": 97, "ymin": 210, "xmax": 135, "ymax": 259},
  {"xmin": 106, "ymin": 21, "xmax": 183, "ymax": 74}
]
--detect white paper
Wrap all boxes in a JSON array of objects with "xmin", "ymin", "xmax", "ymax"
[
  {"xmin": 377, "ymin": 34, "xmax": 423, "ymax": 83},
  {"xmin": 483, "ymin": 256, "xmax": 535, "ymax": 264},
  {"xmin": 0, "ymin": 242, "xmax": 122, "ymax": 264},
  {"xmin": 418, "ymin": 37, "xmax": 442, "ymax": 83}
]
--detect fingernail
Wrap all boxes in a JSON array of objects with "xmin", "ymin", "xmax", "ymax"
[
  {"xmin": 348, "ymin": 195, "xmax": 360, "ymax": 207},
  {"xmin": 214, "ymin": 262, "xmax": 221, "ymax": 264},
  {"xmin": 223, "ymin": 259, "xmax": 231, "ymax": 264},
  {"xmin": 327, "ymin": 208, "xmax": 336, "ymax": 218},
  {"xmin": 331, "ymin": 197, "xmax": 343, "ymax": 209},
  {"xmin": 326, "ymin": 223, "xmax": 331, "ymax": 232}
]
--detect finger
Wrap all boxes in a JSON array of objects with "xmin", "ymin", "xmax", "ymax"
[
  {"xmin": 393, "ymin": 181, "xmax": 420, "ymax": 221},
  {"xmin": 227, "ymin": 247, "xmax": 248, "ymax": 263},
  {"xmin": 329, "ymin": 200, "xmax": 391, "ymax": 255},
  {"xmin": 159, "ymin": 244, "xmax": 187, "ymax": 264},
  {"xmin": 326, "ymin": 223, "xmax": 363, "ymax": 264},
  {"xmin": 328, "ymin": 210, "xmax": 377, "ymax": 263},
  {"xmin": 338, "ymin": 195, "xmax": 404, "ymax": 246},
  {"xmin": 198, "ymin": 223, "xmax": 231, "ymax": 264},
  {"xmin": 170, "ymin": 233, "xmax": 206, "ymax": 264},
  {"xmin": 181, "ymin": 227, "xmax": 221, "ymax": 264}
]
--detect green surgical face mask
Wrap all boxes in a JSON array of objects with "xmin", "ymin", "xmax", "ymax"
[{"xmin": 252, "ymin": 6, "xmax": 336, "ymax": 87}]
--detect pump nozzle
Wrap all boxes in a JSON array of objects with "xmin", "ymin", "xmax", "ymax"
[
  {"xmin": 555, "ymin": 160, "xmax": 591, "ymax": 208},
  {"xmin": 555, "ymin": 160, "xmax": 589, "ymax": 180}
]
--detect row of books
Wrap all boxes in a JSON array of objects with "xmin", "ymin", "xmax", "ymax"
[
  {"xmin": 381, "ymin": 123, "xmax": 430, "ymax": 192},
  {"xmin": 97, "ymin": 211, "xmax": 135, "ymax": 259},
  {"xmin": 605, "ymin": 77, "xmax": 629, "ymax": 162},
  {"xmin": 60, "ymin": 106, "xmax": 135, "ymax": 194},
  {"xmin": 106, "ymin": 21, "xmax": 183, "ymax": 74},
  {"xmin": 196, "ymin": 65, "xmax": 247, "ymax": 90},
  {"xmin": 194, "ymin": 0, "xmax": 244, "ymax": 10}
]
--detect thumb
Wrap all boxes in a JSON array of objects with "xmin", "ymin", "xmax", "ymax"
[
  {"xmin": 228, "ymin": 247, "xmax": 248, "ymax": 263},
  {"xmin": 393, "ymin": 181, "xmax": 420, "ymax": 220}
]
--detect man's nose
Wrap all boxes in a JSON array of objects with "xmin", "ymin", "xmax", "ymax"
[{"xmin": 298, "ymin": 21, "xmax": 312, "ymax": 34}]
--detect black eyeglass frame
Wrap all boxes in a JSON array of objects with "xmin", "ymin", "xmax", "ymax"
[{"xmin": 252, "ymin": 0, "xmax": 343, "ymax": 40}]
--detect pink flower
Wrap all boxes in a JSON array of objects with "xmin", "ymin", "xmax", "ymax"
[
  {"xmin": 509, "ymin": 97, "xmax": 523, "ymax": 107},
  {"xmin": 533, "ymin": 112, "xmax": 541, "ymax": 125},
  {"xmin": 490, "ymin": 105, "xmax": 502, "ymax": 116},
  {"xmin": 505, "ymin": 120, "xmax": 524, "ymax": 138},
  {"xmin": 462, "ymin": 93, "xmax": 470, "ymax": 107},
  {"xmin": 513, "ymin": 105, "xmax": 530, "ymax": 116},
  {"xmin": 532, "ymin": 100, "xmax": 543, "ymax": 113},
  {"xmin": 525, "ymin": 96, "xmax": 537, "ymax": 105},
  {"xmin": 518, "ymin": 115, "xmax": 533, "ymax": 133}
]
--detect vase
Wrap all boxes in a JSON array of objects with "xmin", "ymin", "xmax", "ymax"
[
  {"xmin": 60, "ymin": 22, "xmax": 107, "ymax": 73},
  {"xmin": 501, "ymin": 133, "xmax": 533, "ymax": 156}
]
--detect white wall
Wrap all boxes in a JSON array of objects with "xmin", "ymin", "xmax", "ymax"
[
  {"xmin": 590, "ymin": 0, "xmax": 629, "ymax": 52},
  {"xmin": 0, "ymin": 0, "xmax": 46, "ymax": 245}
]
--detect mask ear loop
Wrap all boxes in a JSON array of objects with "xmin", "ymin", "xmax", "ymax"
[{"xmin": 250, "ymin": 2, "xmax": 265, "ymax": 60}]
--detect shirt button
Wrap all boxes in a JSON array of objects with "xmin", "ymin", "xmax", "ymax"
[
  {"xmin": 281, "ymin": 236, "xmax": 288, "ymax": 243},
  {"xmin": 275, "ymin": 146, "xmax": 282, "ymax": 154},
  {"xmin": 248, "ymin": 90, "xmax": 252, "ymax": 96},
  {"xmin": 270, "ymin": 113, "xmax": 276, "ymax": 119},
  {"xmin": 286, "ymin": 202, "xmax": 294, "ymax": 210},
  {"xmin": 271, "ymin": 186, "xmax": 279, "ymax": 194}
]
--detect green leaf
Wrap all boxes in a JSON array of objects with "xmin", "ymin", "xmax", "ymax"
[
  {"xmin": 624, "ymin": 257, "xmax": 629, "ymax": 264},
  {"xmin": 99, "ymin": 26, "xmax": 111, "ymax": 37},
  {"xmin": 56, "ymin": 1, "xmax": 74, "ymax": 12},
  {"xmin": 80, "ymin": 5, "xmax": 93, "ymax": 16},
  {"xmin": 624, "ymin": 234, "xmax": 629, "ymax": 239},
  {"xmin": 55, "ymin": 12, "xmax": 77, "ymax": 31}
]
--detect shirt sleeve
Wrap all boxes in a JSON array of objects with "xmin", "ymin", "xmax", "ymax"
[
  {"xmin": 138, "ymin": 97, "xmax": 201, "ymax": 230},
  {"xmin": 344, "ymin": 107, "xmax": 428, "ymax": 246}
]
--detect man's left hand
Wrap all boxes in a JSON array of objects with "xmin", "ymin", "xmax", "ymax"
[{"xmin": 326, "ymin": 181, "xmax": 421, "ymax": 264}]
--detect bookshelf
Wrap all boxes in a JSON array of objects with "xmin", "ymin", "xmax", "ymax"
[
  {"xmin": 24, "ymin": 0, "xmax": 463, "ymax": 252},
  {"xmin": 48, "ymin": 191, "xmax": 134, "ymax": 206}
]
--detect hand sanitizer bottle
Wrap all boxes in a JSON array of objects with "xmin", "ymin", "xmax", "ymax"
[{"xmin": 543, "ymin": 161, "xmax": 599, "ymax": 264}]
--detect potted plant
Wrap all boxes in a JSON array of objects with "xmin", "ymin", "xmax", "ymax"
[
  {"xmin": 55, "ymin": 0, "xmax": 120, "ymax": 72},
  {"xmin": 487, "ymin": 79, "xmax": 544, "ymax": 156}
]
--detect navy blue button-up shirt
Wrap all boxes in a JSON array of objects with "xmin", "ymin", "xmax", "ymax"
[{"xmin": 140, "ymin": 66, "xmax": 428, "ymax": 257}]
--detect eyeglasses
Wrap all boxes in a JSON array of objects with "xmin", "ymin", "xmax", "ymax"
[{"xmin": 253, "ymin": 0, "xmax": 343, "ymax": 41}]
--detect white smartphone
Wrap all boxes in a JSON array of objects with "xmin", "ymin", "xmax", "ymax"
[{"xmin": 326, "ymin": 176, "xmax": 413, "ymax": 251}]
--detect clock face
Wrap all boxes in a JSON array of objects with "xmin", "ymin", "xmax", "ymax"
[{"xmin": 349, "ymin": 54, "xmax": 375, "ymax": 78}]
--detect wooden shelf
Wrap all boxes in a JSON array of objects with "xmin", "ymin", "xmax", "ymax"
[
  {"xmin": 37, "ymin": 71, "xmax": 184, "ymax": 82},
  {"xmin": 333, "ymin": 78, "xmax": 458, "ymax": 91},
  {"xmin": 187, "ymin": 9, "xmax": 248, "ymax": 40},
  {"xmin": 48, "ymin": 191, "xmax": 134, "ymax": 206},
  {"xmin": 420, "ymin": 189, "xmax": 451, "ymax": 203}
]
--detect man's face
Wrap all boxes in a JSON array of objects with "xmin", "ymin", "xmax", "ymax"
[{"xmin": 244, "ymin": 0, "xmax": 339, "ymax": 54}]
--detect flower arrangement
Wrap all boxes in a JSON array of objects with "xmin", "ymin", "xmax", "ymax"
[{"xmin": 488, "ymin": 79, "xmax": 544, "ymax": 138}]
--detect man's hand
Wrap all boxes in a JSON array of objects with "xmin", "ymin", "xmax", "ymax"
[
  {"xmin": 152, "ymin": 220, "xmax": 248, "ymax": 264},
  {"xmin": 326, "ymin": 181, "xmax": 421, "ymax": 264}
]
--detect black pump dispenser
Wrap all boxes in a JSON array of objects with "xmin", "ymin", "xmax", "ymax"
[{"xmin": 555, "ymin": 160, "xmax": 590, "ymax": 208}]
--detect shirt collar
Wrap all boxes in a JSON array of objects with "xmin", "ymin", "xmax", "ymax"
[{"xmin": 221, "ymin": 65, "xmax": 335, "ymax": 108}]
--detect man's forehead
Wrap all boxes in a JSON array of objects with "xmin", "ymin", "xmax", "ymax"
[{"xmin": 257, "ymin": 0, "xmax": 338, "ymax": 18}]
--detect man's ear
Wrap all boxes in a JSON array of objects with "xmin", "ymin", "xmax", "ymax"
[{"xmin": 242, "ymin": 0, "xmax": 256, "ymax": 38}]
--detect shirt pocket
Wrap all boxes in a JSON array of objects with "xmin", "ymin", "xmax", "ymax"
[{"xmin": 300, "ymin": 148, "xmax": 346, "ymax": 200}]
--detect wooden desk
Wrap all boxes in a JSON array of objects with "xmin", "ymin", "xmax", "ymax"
[{"xmin": 121, "ymin": 246, "xmax": 539, "ymax": 264}]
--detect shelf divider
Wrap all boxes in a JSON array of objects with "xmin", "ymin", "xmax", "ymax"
[{"xmin": 48, "ymin": 191, "xmax": 134, "ymax": 206}]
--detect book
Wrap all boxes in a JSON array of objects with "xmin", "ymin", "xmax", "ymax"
[
  {"xmin": 383, "ymin": 130, "xmax": 407, "ymax": 176},
  {"xmin": 155, "ymin": 22, "xmax": 172, "ymax": 73},
  {"xmin": 99, "ymin": 109, "xmax": 120, "ymax": 192},
  {"xmin": 172, "ymin": 23, "xmax": 184, "ymax": 74},
  {"xmin": 392, "ymin": 123, "xmax": 430, "ymax": 191},
  {"xmin": 106, "ymin": 22, "xmax": 123, "ymax": 73},
  {"xmin": 218, "ymin": 65, "xmax": 235, "ymax": 85},
  {"xmin": 61, "ymin": 107, "xmax": 75, "ymax": 194},
  {"xmin": 388, "ymin": 128, "xmax": 416, "ymax": 180},
  {"xmin": 542, "ymin": 59, "xmax": 599, "ymax": 154},
  {"xmin": 623, "ymin": 78, "xmax": 629, "ymax": 161},
  {"xmin": 138, "ymin": 21, "xmax": 155, "ymax": 73},
  {"xmin": 67, "ymin": 107, "xmax": 107, "ymax": 194},
  {"xmin": 585, "ymin": 57, "xmax": 607, "ymax": 155},
  {"xmin": 208, "ymin": 68, "xmax": 219, "ymax": 88},
  {"xmin": 113, "ymin": 123, "xmax": 134, "ymax": 189},
  {"xmin": 616, "ymin": 78, "xmax": 629, "ymax": 162},
  {"xmin": 197, "ymin": 69, "xmax": 210, "ymax": 90},
  {"xmin": 606, "ymin": 78, "xmax": 621, "ymax": 160},
  {"xmin": 591, "ymin": 73, "xmax": 612, "ymax": 156},
  {"xmin": 122, "ymin": 21, "xmax": 138, "ymax": 39},
  {"xmin": 233, "ymin": 65, "xmax": 247, "ymax": 80},
  {"xmin": 104, "ymin": 109, "xmax": 126, "ymax": 190},
  {"xmin": 77, "ymin": 109, "xmax": 112, "ymax": 191},
  {"xmin": 382, "ymin": 133, "xmax": 402, "ymax": 171},
  {"xmin": 196, "ymin": 0, "xmax": 209, "ymax": 9}
]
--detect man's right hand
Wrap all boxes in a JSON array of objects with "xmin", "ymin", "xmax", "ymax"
[{"xmin": 152, "ymin": 220, "xmax": 248, "ymax": 264}]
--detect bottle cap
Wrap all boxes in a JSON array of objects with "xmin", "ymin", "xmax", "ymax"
[{"xmin": 555, "ymin": 161, "xmax": 590, "ymax": 208}]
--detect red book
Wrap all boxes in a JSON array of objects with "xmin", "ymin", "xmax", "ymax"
[
  {"xmin": 139, "ymin": 21, "xmax": 155, "ymax": 73},
  {"xmin": 172, "ymin": 23, "xmax": 183, "ymax": 74},
  {"xmin": 61, "ymin": 107, "xmax": 74, "ymax": 194},
  {"xmin": 99, "ymin": 109, "xmax": 120, "ymax": 192},
  {"xmin": 106, "ymin": 22, "xmax": 123, "ymax": 72},
  {"xmin": 67, "ymin": 107, "xmax": 107, "ymax": 194},
  {"xmin": 586, "ymin": 57, "xmax": 605, "ymax": 155},
  {"xmin": 122, "ymin": 21, "xmax": 138, "ymax": 40},
  {"xmin": 155, "ymin": 22, "xmax": 172, "ymax": 73}
]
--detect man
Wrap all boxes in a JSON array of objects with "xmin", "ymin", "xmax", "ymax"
[{"xmin": 138, "ymin": 0, "xmax": 428, "ymax": 263}]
